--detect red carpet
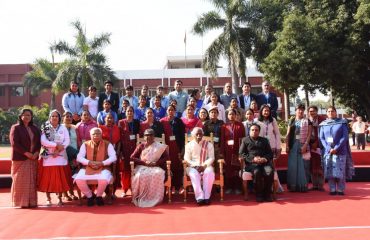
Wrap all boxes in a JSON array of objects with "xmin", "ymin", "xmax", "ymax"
[{"xmin": 1, "ymin": 182, "xmax": 370, "ymax": 239}]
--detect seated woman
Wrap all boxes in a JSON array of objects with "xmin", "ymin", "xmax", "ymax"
[{"xmin": 130, "ymin": 129, "xmax": 169, "ymax": 207}]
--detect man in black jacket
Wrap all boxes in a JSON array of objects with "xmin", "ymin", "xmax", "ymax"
[
  {"xmin": 238, "ymin": 82, "xmax": 256, "ymax": 110},
  {"xmin": 239, "ymin": 124, "xmax": 274, "ymax": 202},
  {"xmin": 98, "ymin": 81, "xmax": 120, "ymax": 113}
]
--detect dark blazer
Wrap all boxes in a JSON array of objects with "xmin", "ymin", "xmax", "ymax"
[
  {"xmin": 98, "ymin": 91, "xmax": 120, "ymax": 113},
  {"xmin": 256, "ymin": 92, "xmax": 278, "ymax": 118},
  {"xmin": 10, "ymin": 124, "xmax": 41, "ymax": 161},
  {"xmin": 238, "ymin": 93, "xmax": 257, "ymax": 110}
]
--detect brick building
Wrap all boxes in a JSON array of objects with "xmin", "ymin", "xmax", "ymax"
[{"xmin": 0, "ymin": 56, "xmax": 285, "ymax": 118}]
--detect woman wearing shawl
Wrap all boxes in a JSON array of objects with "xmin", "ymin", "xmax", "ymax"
[
  {"xmin": 319, "ymin": 106, "xmax": 354, "ymax": 195},
  {"xmin": 38, "ymin": 110, "xmax": 71, "ymax": 206},
  {"xmin": 160, "ymin": 105, "xmax": 185, "ymax": 194},
  {"xmin": 285, "ymin": 104, "xmax": 312, "ymax": 192},
  {"xmin": 130, "ymin": 129, "xmax": 169, "ymax": 207},
  {"xmin": 10, "ymin": 108, "xmax": 41, "ymax": 208},
  {"xmin": 118, "ymin": 106, "xmax": 140, "ymax": 197}
]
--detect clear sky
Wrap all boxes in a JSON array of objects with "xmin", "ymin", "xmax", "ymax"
[{"xmin": 0, "ymin": 0, "xmax": 223, "ymax": 70}]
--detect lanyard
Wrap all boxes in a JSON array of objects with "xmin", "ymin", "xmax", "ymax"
[{"xmin": 227, "ymin": 123, "xmax": 235, "ymax": 139}]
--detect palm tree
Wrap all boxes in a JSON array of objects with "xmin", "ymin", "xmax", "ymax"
[
  {"xmin": 53, "ymin": 20, "xmax": 118, "ymax": 92},
  {"xmin": 23, "ymin": 47, "xmax": 59, "ymax": 109},
  {"xmin": 193, "ymin": 0, "xmax": 253, "ymax": 94}
]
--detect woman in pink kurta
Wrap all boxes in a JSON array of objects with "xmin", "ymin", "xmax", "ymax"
[
  {"xmin": 75, "ymin": 110, "xmax": 98, "ymax": 147},
  {"xmin": 221, "ymin": 109, "xmax": 246, "ymax": 194}
]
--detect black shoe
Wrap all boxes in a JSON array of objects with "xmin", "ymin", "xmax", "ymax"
[
  {"xmin": 337, "ymin": 191, "xmax": 345, "ymax": 196},
  {"xmin": 87, "ymin": 197, "xmax": 95, "ymax": 207},
  {"xmin": 264, "ymin": 196, "xmax": 273, "ymax": 202},
  {"xmin": 204, "ymin": 199, "xmax": 211, "ymax": 205},
  {"xmin": 329, "ymin": 191, "xmax": 337, "ymax": 195},
  {"xmin": 196, "ymin": 199, "xmax": 204, "ymax": 206},
  {"xmin": 96, "ymin": 196, "xmax": 105, "ymax": 206}
]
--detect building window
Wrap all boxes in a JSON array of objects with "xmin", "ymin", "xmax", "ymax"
[
  {"xmin": 11, "ymin": 86, "xmax": 24, "ymax": 96},
  {"xmin": 0, "ymin": 87, "xmax": 5, "ymax": 96}
]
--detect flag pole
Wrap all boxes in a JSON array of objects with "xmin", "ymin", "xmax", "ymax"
[{"xmin": 184, "ymin": 30, "xmax": 187, "ymax": 69}]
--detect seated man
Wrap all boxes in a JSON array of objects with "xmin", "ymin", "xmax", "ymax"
[
  {"xmin": 184, "ymin": 127, "xmax": 215, "ymax": 205},
  {"xmin": 130, "ymin": 129, "xmax": 169, "ymax": 208},
  {"xmin": 75, "ymin": 127, "xmax": 117, "ymax": 206},
  {"xmin": 239, "ymin": 123, "xmax": 274, "ymax": 202}
]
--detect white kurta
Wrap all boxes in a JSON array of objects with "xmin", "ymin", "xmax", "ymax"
[
  {"xmin": 74, "ymin": 142, "xmax": 117, "ymax": 183},
  {"xmin": 41, "ymin": 125, "xmax": 70, "ymax": 166},
  {"xmin": 184, "ymin": 139, "xmax": 215, "ymax": 200}
]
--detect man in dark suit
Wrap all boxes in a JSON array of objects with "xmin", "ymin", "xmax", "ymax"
[
  {"xmin": 256, "ymin": 81, "xmax": 278, "ymax": 119},
  {"xmin": 238, "ymin": 82, "xmax": 257, "ymax": 110},
  {"xmin": 98, "ymin": 81, "xmax": 120, "ymax": 113}
]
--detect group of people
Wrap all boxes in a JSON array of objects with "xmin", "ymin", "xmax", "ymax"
[{"xmin": 9, "ymin": 79, "xmax": 356, "ymax": 208}]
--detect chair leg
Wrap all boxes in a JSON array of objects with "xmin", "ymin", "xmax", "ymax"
[
  {"xmin": 220, "ymin": 185, "xmax": 224, "ymax": 202},
  {"xmin": 169, "ymin": 187, "xmax": 172, "ymax": 203},
  {"xmin": 76, "ymin": 187, "xmax": 83, "ymax": 206},
  {"xmin": 242, "ymin": 180, "xmax": 248, "ymax": 201},
  {"xmin": 106, "ymin": 185, "xmax": 113, "ymax": 205},
  {"xmin": 273, "ymin": 180, "xmax": 278, "ymax": 200},
  {"xmin": 184, "ymin": 186, "xmax": 187, "ymax": 203}
]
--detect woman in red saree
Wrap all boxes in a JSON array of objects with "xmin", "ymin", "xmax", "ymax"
[
  {"xmin": 118, "ymin": 106, "xmax": 140, "ymax": 197},
  {"xmin": 221, "ymin": 109, "xmax": 246, "ymax": 195},
  {"xmin": 160, "ymin": 105, "xmax": 185, "ymax": 193}
]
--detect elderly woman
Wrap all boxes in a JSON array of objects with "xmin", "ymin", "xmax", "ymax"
[
  {"xmin": 9, "ymin": 108, "xmax": 41, "ymax": 208},
  {"xmin": 130, "ymin": 129, "xmax": 169, "ymax": 207},
  {"xmin": 319, "ymin": 106, "xmax": 354, "ymax": 195},
  {"xmin": 119, "ymin": 106, "xmax": 141, "ymax": 197},
  {"xmin": 38, "ymin": 110, "xmax": 71, "ymax": 206},
  {"xmin": 285, "ymin": 104, "xmax": 312, "ymax": 192},
  {"xmin": 140, "ymin": 108, "xmax": 165, "ymax": 138},
  {"xmin": 76, "ymin": 110, "xmax": 98, "ymax": 147}
]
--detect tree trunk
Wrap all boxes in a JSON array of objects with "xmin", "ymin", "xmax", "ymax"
[
  {"xmin": 284, "ymin": 89, "xmax": 290, "ymax": 121},
  {"xmin": 50, "ymin": 93, "xmax": 56, "ymax": 110},
  {"xmin": 231, "ymin": 62, "xmax": 240, "ymax": 95},
  {"xmin": 304, "ymin": 88, "xmax": 310, "ymax": 111}
]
